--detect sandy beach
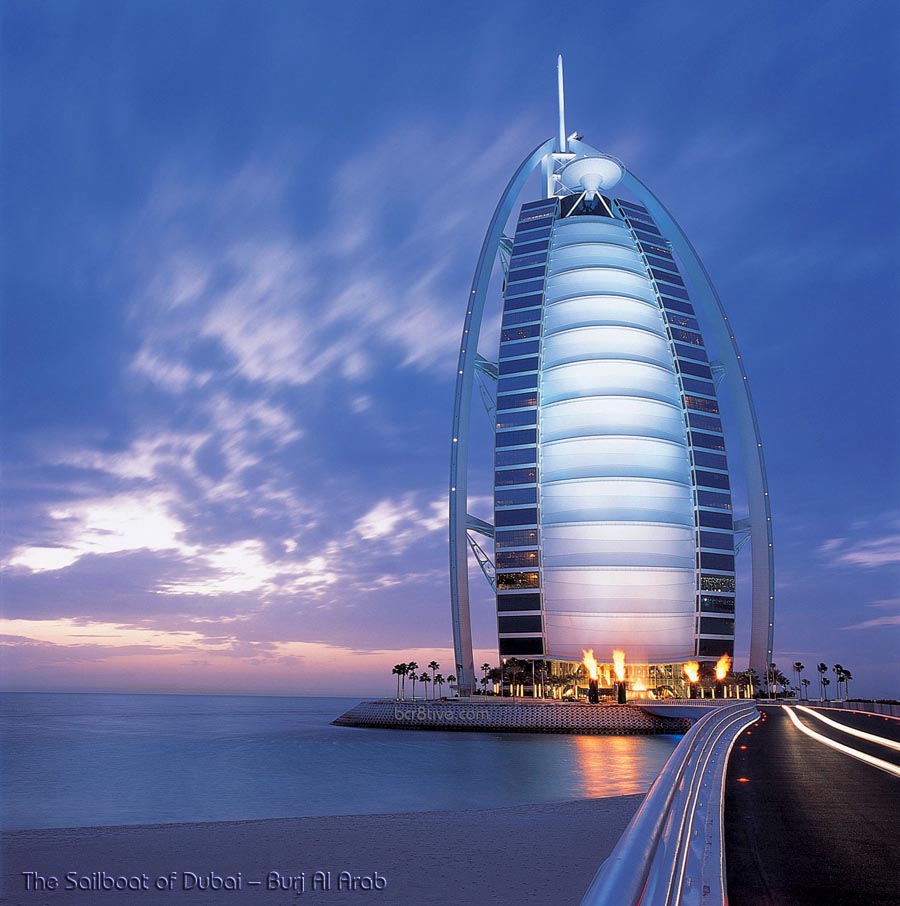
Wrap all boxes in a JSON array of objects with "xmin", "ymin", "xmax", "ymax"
[{"xmin": 0, "ymin": 795, "xmax": 642, "ymax": 906}]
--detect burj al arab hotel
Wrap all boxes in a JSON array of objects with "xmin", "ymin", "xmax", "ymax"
[{"xmin": 448, "ymin": 59, "xmax": 774, "ymax": 696}]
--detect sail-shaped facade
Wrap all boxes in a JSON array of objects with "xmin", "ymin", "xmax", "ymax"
[{"xmin": 449, "ymin": 83, "xmax": 774, "ymax": 695}]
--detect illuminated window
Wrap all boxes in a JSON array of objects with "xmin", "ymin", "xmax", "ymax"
[
  {"xmin": 700, "ymin": 575, "xmax": 736, "ymax": 593},
  {"xmin": 496, "ymin": 571, "xmax": 540, "ymax": 590},
  {"xmin": 496, "ymin": 549, "xmax": 540, "ymax": 569}
]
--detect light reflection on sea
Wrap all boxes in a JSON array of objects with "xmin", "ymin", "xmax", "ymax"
[{"xmin": 0, "ymin": 693, "xmax": 680, "ymax": 830}]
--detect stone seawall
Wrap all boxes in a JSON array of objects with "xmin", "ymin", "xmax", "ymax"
[{"xmin": 333, "ymin": 700, "xmax": 691, "ymax": 735}]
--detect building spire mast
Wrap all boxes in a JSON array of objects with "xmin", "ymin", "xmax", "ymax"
[{"xmin": 557, "ymin": 54, "xmax": 567, "ymax": 153}]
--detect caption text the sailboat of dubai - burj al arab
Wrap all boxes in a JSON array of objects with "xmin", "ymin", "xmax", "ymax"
[{"xmin": 448, "ymin": 57, "xmax": 775, "ymax": 699}]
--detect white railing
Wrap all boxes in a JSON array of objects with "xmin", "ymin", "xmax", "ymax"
[{"xmin": 579, "ymin": 701, "xmax": 758, "ymax": 906}]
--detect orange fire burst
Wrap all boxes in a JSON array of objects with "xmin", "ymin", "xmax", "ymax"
[
  {"xmin": 612, "ymin": 649, "xmax": 626, "ymax": 682},
  {"xmin": 683, "ymin": 661, "xmax": 700, "ymax": 684},
  {"xmin": 715, "ymin": 653, "xmax": 732, "ymax": 681},
  {"xmin": 582, "ymin": 649, "xmax": 599, "ymax": 681}
]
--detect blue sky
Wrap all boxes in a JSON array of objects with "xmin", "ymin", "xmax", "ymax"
[{"xmin": 2, "ymin": 1, "xmax": 898, "ymax": 697}]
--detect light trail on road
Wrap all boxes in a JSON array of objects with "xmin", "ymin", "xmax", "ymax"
[
  {"xmin": 782, "ymin": 706, "xmax": 900, "ymax": 778},
  {"xmin": 796, "ymin": 706, "xmax": 900, "ymax": 753}
]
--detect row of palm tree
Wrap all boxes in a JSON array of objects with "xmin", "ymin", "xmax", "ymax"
[
  {"xmin": 390, "ymin": 661, "xmax": 457, "ymax": 700},
  {"xmin": 791, "ymin": 661, "xmax": 854, "ymax": 701}
]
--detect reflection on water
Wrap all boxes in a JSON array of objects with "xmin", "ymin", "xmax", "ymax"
[
  {"xmin": 0, "ymin": 694, "xmax": 681, "ymax": 830},
  {"xmin": 572, "ymin": 734, "xmax": 679, "ymax": 798}
]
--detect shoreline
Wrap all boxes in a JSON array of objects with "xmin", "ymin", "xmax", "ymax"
[{"xmin": 1, "ymin": 795, "xmax": 643, "ymax": 905}]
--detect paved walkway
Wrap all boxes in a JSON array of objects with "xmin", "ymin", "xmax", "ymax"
[{"xmin": 725, "ymin": 705, "xmax": 900, "ymax": 906}]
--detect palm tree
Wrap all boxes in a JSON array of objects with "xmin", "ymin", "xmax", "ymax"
[
  {"xmin": 420, "ymin": 672, "xmax": 431, "ymax": 700},
  {"xmin": 822, "ymin": 676, "xmax": 831, "ymax": 701},
  {"xmin": 397, "ymin": 663, "xmax": 409, "ymax": 700},
  {"xmin": 428, "ymin": 660, "xmax": 440, "ymax": 691},
  {"xmin": 833, "ymin": 664, "xmax": 844, "ymax": 700},
  {"xmin": 801, "ymin": 678, "xmax": 811, "ymax": 700},
  {"xmin": 772, "ymin": 665, "xmax": 789, "ymax": 698},
  {"xmin": 817, "ymin": 663, "xmax": 828, "ymax": 701},
  {"xmin": 842, "ymin": 668, "xmax": 853, "ymax": 698},
  {"xmin": 793, "ymin": 662, "xmax": 805, "ymax": 698},
  {"xmin": 479, "ymin": 676, "xmax": 490, "ymax": 695},
  {"xmin": 392, "ymin": 664, "xmax": 405, "ymax": 700},
  {"xmin": 408, "ymin": 661, "xmax": 419, "ymax": 699},
  {"xmin": 434, "ymin": 673, "xmax": 445, "ymax": 698},
  {"xmin": 481, "ymin": 663, "xmax": 491, "ymax": 688},
  {"xmin": 447, "ymin": 674, "xmax": 457, "ymax": 697}
]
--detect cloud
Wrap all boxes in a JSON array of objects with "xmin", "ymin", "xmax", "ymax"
[
  {"xmin": 156, "ymin": 540, "xmax": 338, "ymax": 598},
  {"xmin": 124, "ymin": 115, "xmax": 540, "ymax": 396},
  {"xmin": 352, "ymin": 495, "xmax": 445, "ymax": 554},
  {"xmin": 8, "ymin": 491, "xmax": 192, "ymax": 573},
  {"xmin": 820, "ymin": 533, "xmax": 900, "ymax": 569},
  {"xmin": 841, "ymin": 614, "xmax": 900, "ymax": 631}
]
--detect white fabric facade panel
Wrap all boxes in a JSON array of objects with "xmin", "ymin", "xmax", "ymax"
[{"xmin": 539, "ymin": 216, "xmax": 695, "ymax": 662}]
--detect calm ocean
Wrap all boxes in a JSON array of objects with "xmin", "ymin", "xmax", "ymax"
[{"xmin": 0, "ymin": 693, "xmax": 679, "ymax": 830}]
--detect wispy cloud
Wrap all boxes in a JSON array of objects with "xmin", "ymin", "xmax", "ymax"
[{"xmin": 820, "ymin": 532, "xmax": 900, "ymax": 569}]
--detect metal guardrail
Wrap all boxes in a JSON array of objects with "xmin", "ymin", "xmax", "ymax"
[
  {"xmin": 815, "ymin": 700, "xmax": 900, "ymax": 719},
  {"xmin": 579, "ymin": 701, "xmax": 759, "ymax": 906}
]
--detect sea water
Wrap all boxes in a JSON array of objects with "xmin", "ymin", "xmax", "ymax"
[{"xmin": 0, "ymin": 693, "xmax": 680, "ymax": 830}]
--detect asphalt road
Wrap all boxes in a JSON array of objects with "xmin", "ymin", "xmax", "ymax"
[{"xmin": 724, "ymin": 706, "xmax": 900, "ymax": 906}]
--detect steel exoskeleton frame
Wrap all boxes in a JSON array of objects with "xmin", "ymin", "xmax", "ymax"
[{"xmin": 448, "ymin": 138, "xmax": 775, "ymax": 695}]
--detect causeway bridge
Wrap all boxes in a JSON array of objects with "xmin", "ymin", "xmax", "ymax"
[{"xmin": 580, "ymin": 700, "xmax": 900, "ymax": 905}]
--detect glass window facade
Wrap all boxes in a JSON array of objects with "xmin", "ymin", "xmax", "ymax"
[
  {"xmin": 679, "ymin": 360, "xmax": 713, "ymax": 379},
  {"xmin": 663, "ymin": 299, "xmax": 696, "ymax": 316},
  {"xmin": 693, "ymin": 450, "xmax": 727, "ymax": 470},
  {"xmin": 700, "ymin": 552, "xmax": 735, "ymax": 571},
  {"xmin": 691, "ymin": 431, "xmax": 726, "ymax": 450},
  {"xmin": 512, "ymin": 239, "xmax": 550, "ymax": 256},
  {"xmin": 494, "ymin": 468, "xmax": 537, "ymax": 487},
  {"xmin": 495, "ymin": 507, "xmax": 538, "ymax": 527},
  {"xmin": 689, "ymin": 413, "xmax": 723, "ymax": 432},
  {"xmin": 496, "ymin": 571, "xmax": 540, "ymax": 590},
  {"xmin": 496, "ymin": 549, "xmax": 540, "ymax": 569},
  {"xmin": 501, "ymin": 324, "xmax": 541, "ymax": 343},
  {"xmin": 496, "ymin": 410, "xmax": 538, "ymax": 430},
  {"xmin": 495, "ymin": 529, "xmax": 539, "ymax": 549},
  {"xmin": 507, "ymin": 265, "xmax": 546, "ymax": 283},
  {"xmin": 701, "ymin": 575, "xmax": 737, "ymax": 593},
  {"xmin": 676, "ymin": 343, "xmax": 709, "ymax": 362},
  {"xmin": 506, "ymin": 279, "xmax": 544, "ymax": 297},
  {"xmin": 652, "ymin": 267, "xmax": 685, "ymax": 287},
  {"xmin": 499, "ymin": 637, "xmax": 544, "ymax": 656},
  {"xmin": 502, "ymin": 307, "xmax": 541, "ymax": 328},
  {"xmin": 672, "ymin": 327, "xmax": 703, "ymax": 345},
  {"xmin": 666, "ymin": 313, "xmax": 700, "ymax": 331},
  {"xmin": 698, "ymin": 639, "xmax": 734, "ymax": 658},
  {"xmin": 496, "ymin": 592, "xmax": 541, "ymax": 611},
  {"xmin": 497, "ymin": 374, "xmax": 538, "ymax": 393},
  {"xmin": 510, "ymin": 252, "xmax": 548, "ymax": 269},
  {"xmin": 659, "ymin": 283, "xmax": 690, "ymax": 301},
  {"xmin": 700, "ymin": 595, "xmax": 735, "ymax": 613},
  {"xmin": 699, "ymin": 531, "xmax": 734, "ymax": 550},
  {"xmin": 495, "ymin": 448, "xmax": 536, "ymax": 467},
  {"xmin": 698, "ymin": 510, "xmax": 733, "ymax": 530},
  {"xmin": 497, "ymin": 391, "xmax": 538, "ymax": 410},
  {"xmin": 700, "ymin": 617, "xmax": 735, "ymax": 635},
  {"xmin": 698, "ymin": 490, "xmax": 732, "ymax": 510},
  {"xmin": 496, "ymin": 486, "xmax": 537, "ymax": 507},
  {"xmin": 498, "ymin": 357, "xmax": 539, "ymax": 376},
  {"xmin": 695, "ymin": 469, "xmax": 730, "ymax": 490},
  {"xmin": 499, "ymin": 340, "xmax": 540, "ymax": 359},
  {"xmin": 681, "ymin": 377, "xmax": 715, "ymax": 396},
  {"xmin": 498, "ymin": 615, "xmax": 543, "ymax": 634},
  {"xmin": 506, "ymin": 293, "xmax": 544, "ymax": 311},
  {"xmin": 496, "ymin": 428, "xmax": 537, "ymax": 447},
  {"xmin": 685, "ymin": 395, "xmax": 719, "ymax": 414}
]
